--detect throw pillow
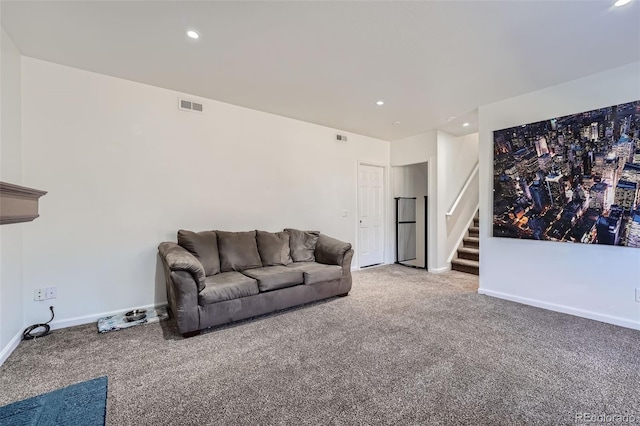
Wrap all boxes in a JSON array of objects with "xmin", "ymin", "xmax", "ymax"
[
  {"xmin": 177, "ymin": 230, "xmax": 220, "ymax": 276},
  {"xmin": 284, "ymin": 228, "xmax": 320, "ymax": 262},
  {"xmin": 216, "ymin": 230, "xmax": 262, "ymax": 272},
  {"xmin": 256, "ymin": 230, "xmax": 292, "ymax": 266}
]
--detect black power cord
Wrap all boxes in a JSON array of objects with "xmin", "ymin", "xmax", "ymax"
[{"xmin": 22, "ymin": 306, "xmax": 55, "ymax": 340}]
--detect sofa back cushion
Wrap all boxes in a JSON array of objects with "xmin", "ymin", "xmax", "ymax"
[
  {"xmin": 284, "ymin": 229, "xmax": 320, "ymax": 262},
  {"xmin": 177, "ymin": 230, "xmax": 220, "ymax": 276},
  {"xmin": 216, "ymin": 230, "xmax": 263, "ymax": 272},
  {"xmin": 256, "ymin": 231, "xmax": 292, "ymax": 266}
]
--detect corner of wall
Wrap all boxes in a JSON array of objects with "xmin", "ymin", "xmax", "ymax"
[
  {"xmin": 433, "ymin": 130, "xmax": 480, "ymax": 270},
  {"xmin": 477, "ymin": 61, "xmax": 640, "ymax": 330},
  {"xmin": 0, "ymin": 27, "xmax": 25, "ymax": 366}
]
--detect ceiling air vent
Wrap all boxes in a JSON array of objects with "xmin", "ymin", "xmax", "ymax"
[
  {"xmin": 336, "ymin": 134, "xmax": 348, "ymax": 142},
  {"xmin": 178, "ymin": 98, "xmax": 203, "ymax": 113}
]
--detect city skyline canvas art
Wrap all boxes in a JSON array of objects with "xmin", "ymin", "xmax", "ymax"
[{"xmin": 493, "ymin": 100, "xmax": 640, "ymax": 248}]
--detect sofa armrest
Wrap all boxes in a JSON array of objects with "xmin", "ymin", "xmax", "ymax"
[
  {"xmin": 167, "ymin": 270, "xmax": 200, "ymax": 334},
  {"xmin": 315, "ymin": 234, "xmax": 352, "ymax": 266},
  {"xmin": 158, "ymin": 242, "xmax": 206, "ymax": 292}
]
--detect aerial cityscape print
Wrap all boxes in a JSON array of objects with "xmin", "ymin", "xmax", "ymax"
[{"xmin": 493, "ymin": 100, "xmax": 640, "ymax": 248}]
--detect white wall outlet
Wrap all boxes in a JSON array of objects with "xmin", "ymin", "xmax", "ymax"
[
  {"xmin": 34, "ymin": 288, "xmax": 46, "ymax": 301},
  {"xmin": 636, "ymin": 288, "xmax": 640, "ymax": 303},
  {"xmin": 46, "ymin": 287, "xmax": 57, "ymax": 299},
  {"xmin": 342, "ymin": 210, "xmax": 349, "ymax": 217}
]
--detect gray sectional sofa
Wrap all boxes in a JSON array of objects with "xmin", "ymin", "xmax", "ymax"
[{"xmin": 158, "ymin": 228, "xmax": 353, "ymax": 336}]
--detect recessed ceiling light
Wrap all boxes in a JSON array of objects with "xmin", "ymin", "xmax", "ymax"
[
  {"xmin": 376, "ymin": 100, "xmax": 384, "ymax": 106},
  {"xmin": 614, "ymin": 0, "xmax": 632, "ymax": 6},
  {"xmin": 463, "ymin": 122, "xmax": 470, "ymax": 127},
  {"xmin": 186, "ymin": 30, "xmax": 200, "ymax": 39},
  {"xmin": 392, "ymin": 121, "xmax": 401, "ymax": 125},
  {"xmin": 446, "ymin": 116, "xmax": 457, "ymax": 122}
]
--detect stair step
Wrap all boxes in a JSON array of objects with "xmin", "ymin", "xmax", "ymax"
[
  {"xmin": 451, "ymin": 258, "xmax": 479, "ymax": 275},
  {"xmin": 452, "ymin": 258, "xmax": 479, "ymax": 267},
  {"xmin": 468, "ymin": 226, "xmax": 479, "ymax": 237},
  {"xmin": 458, "ymin": 247, "xmax": 479, "ymax": 261},
  {"xmin": 463, "ymin": 236, "xmax": 479, "ymax": 248},
  {"xmin": 473, "ymin": 218, "xmax": 480, "ymax": 226}
]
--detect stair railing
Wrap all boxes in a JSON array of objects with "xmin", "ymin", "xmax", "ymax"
[{"xmin": 446, "ymin": 162, "xmax": 479, "ymax": 219}]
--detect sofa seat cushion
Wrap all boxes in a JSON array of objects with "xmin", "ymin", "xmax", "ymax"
[
  {"xmin": 286, "ymin": 262, "xmax": 342, "ymax": 285},
  {"xmin": 199, "ymin": 272, "xmax": 259, "ymax": 305},
  {"xmin": 242, "ymin": 266, "xmax": 304, "ymax": 292}
]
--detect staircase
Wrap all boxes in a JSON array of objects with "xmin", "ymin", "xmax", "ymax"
[{"xmin": 451, "ymin": 213, "xmax": 479, "ymax": 275}]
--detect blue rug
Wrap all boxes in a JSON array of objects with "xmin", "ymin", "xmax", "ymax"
[{"xmin": 0, "ymin": 376, "xmax": 107, "ymax": 426}]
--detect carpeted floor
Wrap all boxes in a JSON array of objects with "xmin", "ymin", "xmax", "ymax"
[{"xmin": 1, "ymin": 265, "xmax": 639, "ymax": 425}]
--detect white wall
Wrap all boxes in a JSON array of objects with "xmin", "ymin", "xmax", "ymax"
[
  {"xmin": 478, "ymin": 61, "xmax": 640, "ymax": 330},
  {"xmin": 390, "ymin": 132, "xmax": 435, "ymax": 167},
  {"xmin": 392, "ymin": 162, "xmax": 428, "ymax": 267},
  {"xmin": 437, "ymin": 131, "xmax": 479, "ymax": 261},
  {"xmin": 20, "ymin": 58, "xmax": 391, "ymax": 327},
  {"xmin": 391, "ymin": 131, "xmax": 478, "ymax": 271},
  {"xmin": 391, "ymin": 132, "xmax": 438, "ymax": 270},
  {"xmin": 0, "ymin": 28, "xmax": 24, "ymax": 362}
]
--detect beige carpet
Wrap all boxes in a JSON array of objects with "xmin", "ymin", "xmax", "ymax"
[{"xmin": 1, "ymin": 265, "xmax": 639, "ymax": 425}]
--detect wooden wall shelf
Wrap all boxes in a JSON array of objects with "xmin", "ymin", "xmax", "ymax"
[{"xmin": 0, "ymin": 182, "xmax": 47, "ymax": 225}]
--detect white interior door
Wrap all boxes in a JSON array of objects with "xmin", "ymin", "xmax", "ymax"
[{"xmin": 358, "ymin": 164, "xmax": 384, "ymax": 267}]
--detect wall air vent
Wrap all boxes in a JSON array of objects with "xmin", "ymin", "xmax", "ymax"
[
  {"xmin": 336, "ymin": 134, "xmax": 348, "ymax": 142},
  {"xmin": 178, "ymin": 98, "xmax": 203, "ymax": 113}
]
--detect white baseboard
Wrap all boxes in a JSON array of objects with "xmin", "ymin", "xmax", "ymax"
[
  {"xmin": 0, "ymin": 329, "xmax": 24, "ymax": 366},
  {"xmin": 478, "ymin": 288, "xmax": 640, "ymax": 331},
  {"xmin": 49, "ymin": 302, "xmax": 168, "ymax": 330},
  {"xmin": 352, "ymin": 262, "xmax": 390, "ymax": 272},
  {"xmin": 429, "ymin": 265, "xmax": 451, "ymax": 273}
]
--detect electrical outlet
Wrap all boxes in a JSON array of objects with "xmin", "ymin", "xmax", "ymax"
[
  {"xmin": 636, "ymin": 288, "xmax": 640, "ymax": 303},
  {"xmin": 46, "ymin": 287, "xmax": 57, "ymax": 300},
  {"xmin": 34, "ymin": 288, "xmax": 46, "ymax": 301},
  {"xmin": 342, "ymin": 210, "xmax": 349, "ymax": 217}
]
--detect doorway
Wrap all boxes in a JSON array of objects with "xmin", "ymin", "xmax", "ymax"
[
  {"xmin": 392, "ymin": 162, "xmax": 428, "ymax": 269},
  {"xmin": 358, "ymin": 163, "xmax": 385, "ymax": 268}
]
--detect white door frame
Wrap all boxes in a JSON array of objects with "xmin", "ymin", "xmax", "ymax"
[{"xmin": 356, "ymin": 161, "xmax": 388, "ymax": 269}]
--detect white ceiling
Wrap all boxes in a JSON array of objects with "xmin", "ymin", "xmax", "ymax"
[{"xmin": 2, "ymin": 1, "xmax": 639, "ymax": 141}]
